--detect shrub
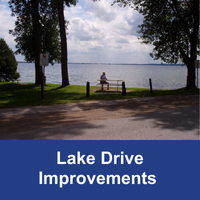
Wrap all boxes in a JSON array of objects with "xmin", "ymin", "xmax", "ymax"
[{"xmin": 0, "ymin": 38, "xmax": 20, "ymax": 82}]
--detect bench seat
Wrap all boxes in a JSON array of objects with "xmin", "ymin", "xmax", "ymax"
[
  {"xmin": 96, "ymin": 79, "xmax": 124, "ymax": 91},
  {"xmin": 96, "ymin": 83, "xmax": 121, "ymax": 86}
]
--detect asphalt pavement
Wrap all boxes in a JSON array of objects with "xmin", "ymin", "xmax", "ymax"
[{"xmin": 0, "ymin": 101, "xmax": 199, "ymax": 140}]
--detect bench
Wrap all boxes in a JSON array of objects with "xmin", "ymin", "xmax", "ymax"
[{"xmin": 97, "ymin": 79, "xmax": 123, "ymax": 91}]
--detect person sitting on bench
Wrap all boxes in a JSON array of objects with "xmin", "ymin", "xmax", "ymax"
[{"xmin": 100, "ymin": 71, "xmax": 109, "ymax": 90}]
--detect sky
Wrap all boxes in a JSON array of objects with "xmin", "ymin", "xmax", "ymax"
[{"xmin": 0, "ymin": 0, "xmax": 162, "ymax": 64}]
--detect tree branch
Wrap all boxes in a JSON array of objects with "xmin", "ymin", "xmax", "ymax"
[{"xmin": 167, "ymin": 0, "xmax": 192, "ymax": 41}]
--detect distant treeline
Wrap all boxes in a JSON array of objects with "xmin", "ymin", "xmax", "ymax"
[{"xmin": 17, "ymin": 62, "xmax": 185, "ymax": 66}]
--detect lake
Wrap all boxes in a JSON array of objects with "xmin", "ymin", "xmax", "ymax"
[{"xmin": 17, "ymin": 63, "xmax": 200, "ymax": 89}]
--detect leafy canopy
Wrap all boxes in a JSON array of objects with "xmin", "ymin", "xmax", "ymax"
[
  {"xmin": 112, "ymin": 0, "xmax": 199, "ymax": 64},
  {"xmin": 9, "ymin": 0, "xmax": 78, "ymax": 65},
  {"xmin": 9, "ymin": 0, "xmax": 62, "ymax": 64}
]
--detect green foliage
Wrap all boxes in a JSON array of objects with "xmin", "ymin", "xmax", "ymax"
[
  {"xmin": 9, "ymin": 0, "xmax": 78, "ymax": 64},
  {"xmin": 9, "ymin": 0, "xmax": 78, "ymax": 85},
  {"xmin": 137, "ymin": 0, "xmax": 197, "ymax": 64},
  {"xmin": 0, "ymin": 38, "xmax": 20, "ymax": 81},
  {"xmin": 112, "ymin": 0, "xmax": 199, "ymax": 88},
  {"xmin": 64, "ymin": 0, "xmax": 78, "ymax": 7},
  {"xmin": 9, "ymin": 0, "xmax": 62, "ymax": 64},
  {"xmin": 8, "ymin": 0, "xmax": 77, "ymax": 64},
  {"xmin": 112, "ymin": 0, "xmax": 199, "ymax": 64}
]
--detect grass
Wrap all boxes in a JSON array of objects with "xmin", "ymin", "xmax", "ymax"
[{"xmin": 0, "ymin": 82, "xmax": 199, "ymax": 108}]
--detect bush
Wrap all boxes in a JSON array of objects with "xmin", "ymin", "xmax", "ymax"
[{"xmin": 0, "ymin": 38, "xmax": 20, "ymax": 82}]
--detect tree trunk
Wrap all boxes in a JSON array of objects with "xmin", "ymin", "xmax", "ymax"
[
  {"xmin": 180, "ymin": 50, "xmax": 196, "ymax": 89},
  {"xmin": 187, "ymin": 0, "xmax": 199, "ymax": 88},
  {"xmin": 187, "ymin": 60, "xmax": 196, "ymax": 88},
  {"xmin": 57, "ymin": 0, "xmax": 69, "ymax": 86},
  {"xmin": 180, "ymin": 0, "xmax": 198, "ymax": 89},
  {"xmin": 31, "ymin": 0, "xmax": 42, "ymax": 84}
]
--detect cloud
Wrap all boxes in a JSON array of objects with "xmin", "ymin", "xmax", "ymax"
[
  {"xmin": 0, "ymin": 4, "xmax": 16, "ymax": 44},
  {"xmin": 85, "ymin": 0, "xmax": 118, "ymax": 22},
  {"xmin": 65, "ymin": 0, "xmax": 151, "ymax": 63},
  {"xmin": 0, "ymin": 0, "xmax": 9, "ymax": 3},
  {"xmin": 115, "ymin": 36, "xmax": 129, "ymax": 44},
  {"xmin": 0, "ymin": 5, "xmax": 10, "ymax": 29},
  {"xmin": 0, "ymin": 0, "xmax": 160, "ymax": 63},
  {"xmin": 68, "ymin": 17, "xmax": 103, "ymax": 41},
  {"xmin": 125, "ymin": 12, "xmax": 143, "ymax": 36}
]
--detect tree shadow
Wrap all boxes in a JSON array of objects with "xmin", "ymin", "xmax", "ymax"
[
  {"xmin": 0, "ymin": 111, "xmax": 105, "ymax": 140},
  {"xmin": 0, "ymin": 92, "xmax": 199, "ymax": 140},
  {"xmin": 131, "ymin": 105, "xmax": 199, "ymax": 133},
  {"xmin": 48, "ymin": 85, "xmax": 64, "ymax": 91},
  {"xmin": 72, "ymin": 95, "xmax": 199, "ymax": 132},
  {"xmin": 2, "ymin": 104, "xmax": 197, "ymax": 140},
  {"xmin": 0, "ymin": 123, "xmax": 104, "ymax": 140}
]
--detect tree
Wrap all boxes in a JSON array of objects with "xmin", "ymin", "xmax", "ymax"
[
  {"xmin": 57, "ymin": 0, "xmax": 69, "ymax": 86},
  {"xmin": 9, "ymin": 0, "xmax": 62, "ymax": 84},
  {"xmin": 0, "ymin": 38, "xmax": 20, "ymax": 82},
  {"xmin": 31, "ymin": 0, "xmax": 41, "ymax": 84},
  {"xmin": 112, "ymin": 0, "xmax": 199, "ymax": 88},
  {"xmin": 57, "ymin": 0, "xmax": 77, "ymax": 87},
  {"xmin": 9, "ymin": 0, "xmax": 77, "ymax": 86}
]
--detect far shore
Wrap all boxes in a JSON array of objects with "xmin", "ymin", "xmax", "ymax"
[{"xmin": 17, "ymin": 61, "xmax": 186, "ymax": 66}]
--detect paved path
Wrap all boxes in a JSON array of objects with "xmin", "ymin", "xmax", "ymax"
[{"xmin": 0, "ymin": 95, "xmax": 199, "ymax": 140}]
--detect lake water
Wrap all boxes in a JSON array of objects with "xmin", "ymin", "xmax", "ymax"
[{"xmin": 17, "ymin": 63, "xmax": 200, "ymax": 89}]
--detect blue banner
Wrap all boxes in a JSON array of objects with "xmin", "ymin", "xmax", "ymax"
[{"xmin": 0, "ymin": 141, "xmax": 199, "ymax": 200}]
